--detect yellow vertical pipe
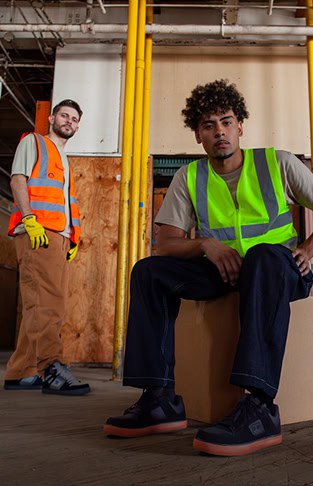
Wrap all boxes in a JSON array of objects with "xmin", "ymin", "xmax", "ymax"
[
  {"xmin": 129, "ymin": 0, "xmax": 147, "ymax": 272},
  {"xmin": 138, "ymin": 5, "xmax": 153, "ymax": 259},
  {"xmin": 112, "ymin": 0, "xmax": 139, "ymax": 381},
  {"xmin": 306, "ymin": 0, "xmax": 313, "ymax": 170}
]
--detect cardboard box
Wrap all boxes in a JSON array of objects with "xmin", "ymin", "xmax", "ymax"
[{"xmin": 175, "ymin": 295, "xmax": 313, "ymax": 425}]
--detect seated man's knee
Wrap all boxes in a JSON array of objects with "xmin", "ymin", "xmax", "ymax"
[
  {"xmin": 244, "ymin": 243, "xmax": 281, "ymax": 263},
  {"xmin": 131, "ymin": 256, "xmax": 161, "ymax": 283}
]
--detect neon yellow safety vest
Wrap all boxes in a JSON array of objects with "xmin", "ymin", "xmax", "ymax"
[{"xmin": 186, "ymin": 148, "xmax": 297, "ymax": 257}]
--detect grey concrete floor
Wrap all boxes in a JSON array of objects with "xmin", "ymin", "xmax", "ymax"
[{"xmin": 1, "ymin": 356, "xmax": 313, "ymax": 486}]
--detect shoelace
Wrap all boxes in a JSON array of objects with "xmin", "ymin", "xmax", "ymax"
[
  {"xmin": 124, "ymin": 389, "xmax": 157, "ymax": 415},
  {"xmin": 218, "ymin": 395, "xmax": 261, "ymax": 431},
  {"xmin": 51, "ymin": 362, "xmax": 80, "ymax": 386}
]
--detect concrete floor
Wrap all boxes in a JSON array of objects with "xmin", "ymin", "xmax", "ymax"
[{"xmin": 1, "ymin": 356, "xmax": 313, "ymax": 486}]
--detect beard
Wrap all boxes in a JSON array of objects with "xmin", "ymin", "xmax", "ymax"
[
  {"xmin": 214, "ymin": 151, "xmax": 234, "ymax": 161},
  {"xmin": 52, "ymin": 123, "xmax": 76, "ymax": 140}
]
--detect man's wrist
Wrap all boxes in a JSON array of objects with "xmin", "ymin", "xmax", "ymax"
[{"xmin": 22, "ymin": 213, "xmax": 35, "ymax": 221}]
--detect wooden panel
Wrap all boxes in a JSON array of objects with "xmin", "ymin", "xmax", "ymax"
[
  {"xmin": 62, "ymin": 156, "xmax": 153, "ymax": 364},
  {"xmin": 62, "ymin": 157, "xmax": 120, "ymax": 364}
]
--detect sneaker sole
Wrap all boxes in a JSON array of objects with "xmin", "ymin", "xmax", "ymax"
[
  {"xmin": 193, "ymin": 434, "xmax": 282, "ymax": 456},
  {"xmin": 42, "ymin": 387, "xmax": 90, "ymax": 396},
  {"xmin": 104, "ymin": 420, "xmax": 188, "ymax": 438},
  {"xmin": 4, "ymin": 385, "xmax": 42, "ymax": 390}
]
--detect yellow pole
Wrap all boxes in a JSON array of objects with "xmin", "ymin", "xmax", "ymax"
[
  {"xmin": 112, "ymin": 0, "xmax": 139, "ymax": 381},
  {"xmin": 138, "ymin": 4, "xmax": 153, "ymax": 259},
  {"xmin": 129, "ymin": 0, "xmax": 147, "ymax": 272},
  {"xmin": 306, "ymin": 0, "xmax": 313, "ymax": 170}
]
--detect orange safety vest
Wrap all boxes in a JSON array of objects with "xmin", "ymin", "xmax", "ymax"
[{"xmin": 8, "ymin": 133, "xmax": 81, "ymax": 245}]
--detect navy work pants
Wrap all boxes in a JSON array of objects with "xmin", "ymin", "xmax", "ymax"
[{"xmin": 123, "ymin": 244, "xmax": 313, "ymax": 398}]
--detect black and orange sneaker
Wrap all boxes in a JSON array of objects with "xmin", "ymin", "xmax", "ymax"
[
  {"xmin": 104, "ymin": 389, "xmax": 188, "ymax": 438},
  {"xmin": 193, "ymin": 394, "xmax": 282, "ymax": 457}
]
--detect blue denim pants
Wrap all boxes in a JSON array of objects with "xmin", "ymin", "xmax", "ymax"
[{"xmin": 123, "ymin": 243, "xmax": 313, "ymax": 398}]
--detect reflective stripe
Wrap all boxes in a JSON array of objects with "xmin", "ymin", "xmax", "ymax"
[
  {"xmin": 70, "ymin": 196, "xmax": 78, "ymax": 204},
  {"xmin": 72, "ymin": 218, "xmax": 81, "ymax": 227},
  {"xmin": 196, "ymin": 159, "xmax": 209, "ymax": 233},
  {"xmin": 283, "ymin": 236, "xmax": 298, "ymax": 248},
  {"xmin": 202, "ymin": 227, "xmax": 236, "ymax": 239},
  {"xmin": 241, "ymin": 212, "xmax": 293, "ymax": 238},
  {"xmin": 37, "ymin": 134, "xmax": 49, "ymax": 179},
  {"xmin": 253, "ymin": 148, "xmax": 278, "ymax": 223},
  {"xmin": 196, "ymin": 159, "xmax": 236, "ymax": 239},
  {"xmin": 30, "ymin": 201, "xmax": 65, "ymax": 213},
  {"xmin": 28, "ymin": 178, "xmax": 64, "ymax": 189}
]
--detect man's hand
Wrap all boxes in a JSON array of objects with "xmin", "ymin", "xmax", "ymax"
[
  {"xmin": 22, "ymin": 214, "xmax": 49, "ymax": 250},
  {"xmin": 292, "ymin": 245, "xmax": 311, "ymax": 277},
  {"xmin": 66, "ymin": 243, "xmax": 78, "ymax": 262},
  {"xmin": 201, "ymin": 238, "xmax": 242, "ymax": 286}
]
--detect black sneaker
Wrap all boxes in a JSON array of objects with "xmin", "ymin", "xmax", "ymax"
[
  {"xmin": 42, "ymin": 361, "xmax": 90, "ymax": 396},
  {"xmin": 4, "ymin": 375, "xmax": 43, "ymax": 390},
  {"xmin": 193, "ymin": 394, "xmax": 282, "ymax": 456},
  {"xmin": 104, "ymin": 389, "xmax": 188, "ymax": 437}
]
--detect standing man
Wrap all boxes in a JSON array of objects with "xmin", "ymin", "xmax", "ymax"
[
  {"xmin": 104, "ymin": 80, "xmax": 313, "ymax": 455},
  {"xmin": 4, "ymin": 99, "xmax": 90, "ymax": 396}
]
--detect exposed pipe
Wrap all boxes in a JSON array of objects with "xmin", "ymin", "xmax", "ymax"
[
  {"xmin": 0, "ymin": 40, "xmax": 36, "ymax": 106},
  {"xmin": 3, "ymin": 63, "xmax": 54, "ymax": 68},
  {"xmin": 138, "ymin": 3, "xmax": 153, "ymax": 260},
  {"xmin": 0, "ymin": 167, "xmax": 11, "ymax": 178},
  {"xmin": 112, "ymin": 0, "xmax": 139, "ymax": 381},
  {"xmin": 2, "ymin": 23, "xmax": 313, "ymax": 37},
  {"xmin": 17, "ymin": 5, "xmax": 50, "ymax": 64},
  {"xmin": 0, "ymin": 75, "xmax": 35, "ymax": 127},
  {"xmin": 30, "ymin": 1, "xmax": 65, "ymax": 47},
  {"xmin": 0, "ymin": 187, "xmax": 13, "ymax": 201},
  {"xmin": 85, "ymin": 0, "xmax": 94, "ymax": 23},
  {"xmin": 97, "ymin": 0, "xmax": 107, "ymax": 15},
  {"xmin": 268, "ymin": 0, "xmax": 274, "ymax": 15},
  {"xmin": 129, "ymin": 0, "xmax": 146, "ymax": 273},
  {"xmin": 147, "ymin": 24, "xmax": 313, "ymax": 36},
  {"xmin": 0, "ymin": 23, "xmax": 126, "ymax": 33},
  {"xmin": 4, "ymin": 2, "xmax": 309, "ymax": 10}
]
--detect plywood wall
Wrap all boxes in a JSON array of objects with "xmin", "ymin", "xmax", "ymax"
[{"xmin": 62, "ymin": 156, "xmax": 152, "ymax": 364}]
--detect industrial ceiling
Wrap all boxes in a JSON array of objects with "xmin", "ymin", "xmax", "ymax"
[{"xmin": 0, "ymin": 1, "xmax": 308, "ymax": 202}]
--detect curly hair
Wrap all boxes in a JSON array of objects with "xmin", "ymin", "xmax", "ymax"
[{"xmin": 182, "ymin": 79, "xmax": 249, "ymax": 131}]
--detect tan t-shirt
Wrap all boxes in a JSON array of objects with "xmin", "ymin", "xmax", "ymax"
[
  {"xmin": 11, "ymin": 133, "xmax": 71, "ymax": 238},
  {"xmin": 155, "ymin": 150, "xmax": 313, "ymax": 249}
]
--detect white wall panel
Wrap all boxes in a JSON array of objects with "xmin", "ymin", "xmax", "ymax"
[
  {"xmin": 149, "ymin": 46, "xmax": 310, "ymax": 156},
  {"xmin": 52, "ymin": 44, "xmax": 122, "ymax": 155}
]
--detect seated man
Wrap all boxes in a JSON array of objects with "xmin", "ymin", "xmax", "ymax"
[{"xmin": 104, "ymin": 79, "xmax": 313, "ymax": 456}]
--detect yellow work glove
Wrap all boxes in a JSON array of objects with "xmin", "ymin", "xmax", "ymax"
[
  {"xmin": 22, "ymin": 214, "xmax": 49, "ymax": 250},
  {"xmin": 66, "ymin": 242, "xmax": 78, "ymax": 262}
]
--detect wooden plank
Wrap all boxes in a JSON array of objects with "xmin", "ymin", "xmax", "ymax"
[
  {"xmin": 62, "ymin": 157, "xmax": 120, "ymax": 364},
  {"xmin": 62, "ymin": 156, "xmax": 153, "ymax": 364}
]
